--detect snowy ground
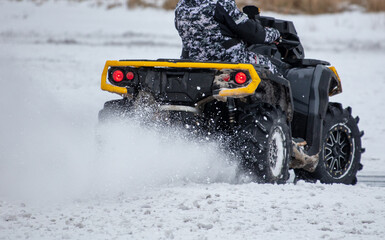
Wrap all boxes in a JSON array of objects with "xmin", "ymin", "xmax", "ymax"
[{"xmin": 0, "ymin": 1, "xmax": 385, "ymax": 239}]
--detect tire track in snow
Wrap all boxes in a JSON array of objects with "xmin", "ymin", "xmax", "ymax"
[{"xmin": 357, "ymin": 175, "xmax": 385, "ymax": 187}]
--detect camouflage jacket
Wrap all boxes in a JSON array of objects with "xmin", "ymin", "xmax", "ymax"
[{"xmin": 175, "ymin": 0, "xmax": 280, "ymax": 65}]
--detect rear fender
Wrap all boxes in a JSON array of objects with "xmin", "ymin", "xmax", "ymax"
[
  {"xmin": 254, "ymin": 72, "xmax": 294, "ymax": 122},
  {"xmin": 288, "ymin": 65, "xmax": 341, "ymax": 155}
]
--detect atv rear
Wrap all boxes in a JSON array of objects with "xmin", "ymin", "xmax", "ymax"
[{"xmin": 99, "ymin": 59, "xmax": 294, "ymax": 183}]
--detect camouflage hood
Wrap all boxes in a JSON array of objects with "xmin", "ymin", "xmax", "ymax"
[{"xmin": 177, "ymin": 0, "xmax": 214, "ymax": 8}]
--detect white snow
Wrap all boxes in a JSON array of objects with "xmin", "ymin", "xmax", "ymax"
[{"xmin": 0, "ymin": 1, "xmax": 384, "ymax": 239}]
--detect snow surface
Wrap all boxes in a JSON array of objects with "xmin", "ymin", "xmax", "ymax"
[{"xmin": 0, "ymin": 1, "xmax": 385, "ymax": 239}]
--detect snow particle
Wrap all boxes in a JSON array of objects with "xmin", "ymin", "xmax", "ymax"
[
  {"xmin": 65, "ymin": 218, "xmax": 74, "ymax": 225},
  {"xmin": 164, "ymin": 230, "xmax": 174, "ymax": 239},
  {"xmin": 270, "ymin": 204, "xmax": 278, "ymax": 209},
  {"xmin": 226, "ymin": 202, "xmax": 238, "ymax": 209},
  {"xmin": 3, "ymin": 215, "xmax": 17, "ymax": 222},
  {"xmin": 20, "ymin": 213, "xmax": 32, "ymax": 219},
  {"xmin": 320, "ymin": 227, "xmax": 333, "ymax": 232},
  {"xmin": 75, "ymin": 223, "xmax": 85, "ymax": 229},
  {"xmin": 375, "ymin": 195, "xmax": 383, "ymax": 200},
  {"xmin": 361, "ymin": 220, "xmax": 375, "ymax": 224},
  {"xmin": 144, "ymin": 210, "xmax": 151, "ymax": 215},
  {"xmin": 178, "ymin": 203, "xmax": 191, "ymax": 211},
  {"xmin": 193, "ymin": 201, "xmax": 200, "ymax": 209},
  {"xmin": 197, "ymin": 223, "xmax": 213, "ymax": 230},
  {"xmin": 265, "ymin": 224, "xmax": 279, "ymax": 232},
  {"xmin": 310, "ymin": 192, "xmax": 316, "ymax": 197}
]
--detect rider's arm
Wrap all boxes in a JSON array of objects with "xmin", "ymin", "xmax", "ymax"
[
  {"xmin": 265, "ymin": 27, "xmax": 281, "ymax": 44},
  {"xmin": 214, "ymin": 0, "xmax": 280, "ymax": 45}
]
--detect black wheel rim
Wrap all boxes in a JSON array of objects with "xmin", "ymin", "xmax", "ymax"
[{"xmin": 324, "ymin": 124, "xmax": 354, "ymax": 178}]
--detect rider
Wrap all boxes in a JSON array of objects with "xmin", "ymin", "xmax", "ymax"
[{"xmin": 174, "ymin": 0, "xmax": 281, "ymax": 74}]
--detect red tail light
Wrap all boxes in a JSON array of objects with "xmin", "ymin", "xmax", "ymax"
[
  {"xmin": 126, "ymin": 72, "xmax": 134, "ymax": 80},
  {"xmin": 235, "ymin": 72, "xmax": 247, "ymax": 84},
  {"xmin": 112, "ymin": 70, "xmax": 124, "ymax": 82}
]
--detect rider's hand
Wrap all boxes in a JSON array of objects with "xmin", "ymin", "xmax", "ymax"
[{"xmin": 273, "ymin": 37, "xmax": 282, "ymax": 45}]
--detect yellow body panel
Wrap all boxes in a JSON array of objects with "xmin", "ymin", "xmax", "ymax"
[
  {"xmin": 101, "ymin": 60, "xmax": 262, "ymax": 97},
  {"xmin": 329, "ymin": 66, "xmax": 341, "ymax": 82},
  {"xmin": 328, "ymin": 66, "xmax": 343, "ymax": 96}
]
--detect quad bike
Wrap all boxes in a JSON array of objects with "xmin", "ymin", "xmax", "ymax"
[{"xmin": 98, "ymin": 6, "xmax": 364, "ymax": 184}]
